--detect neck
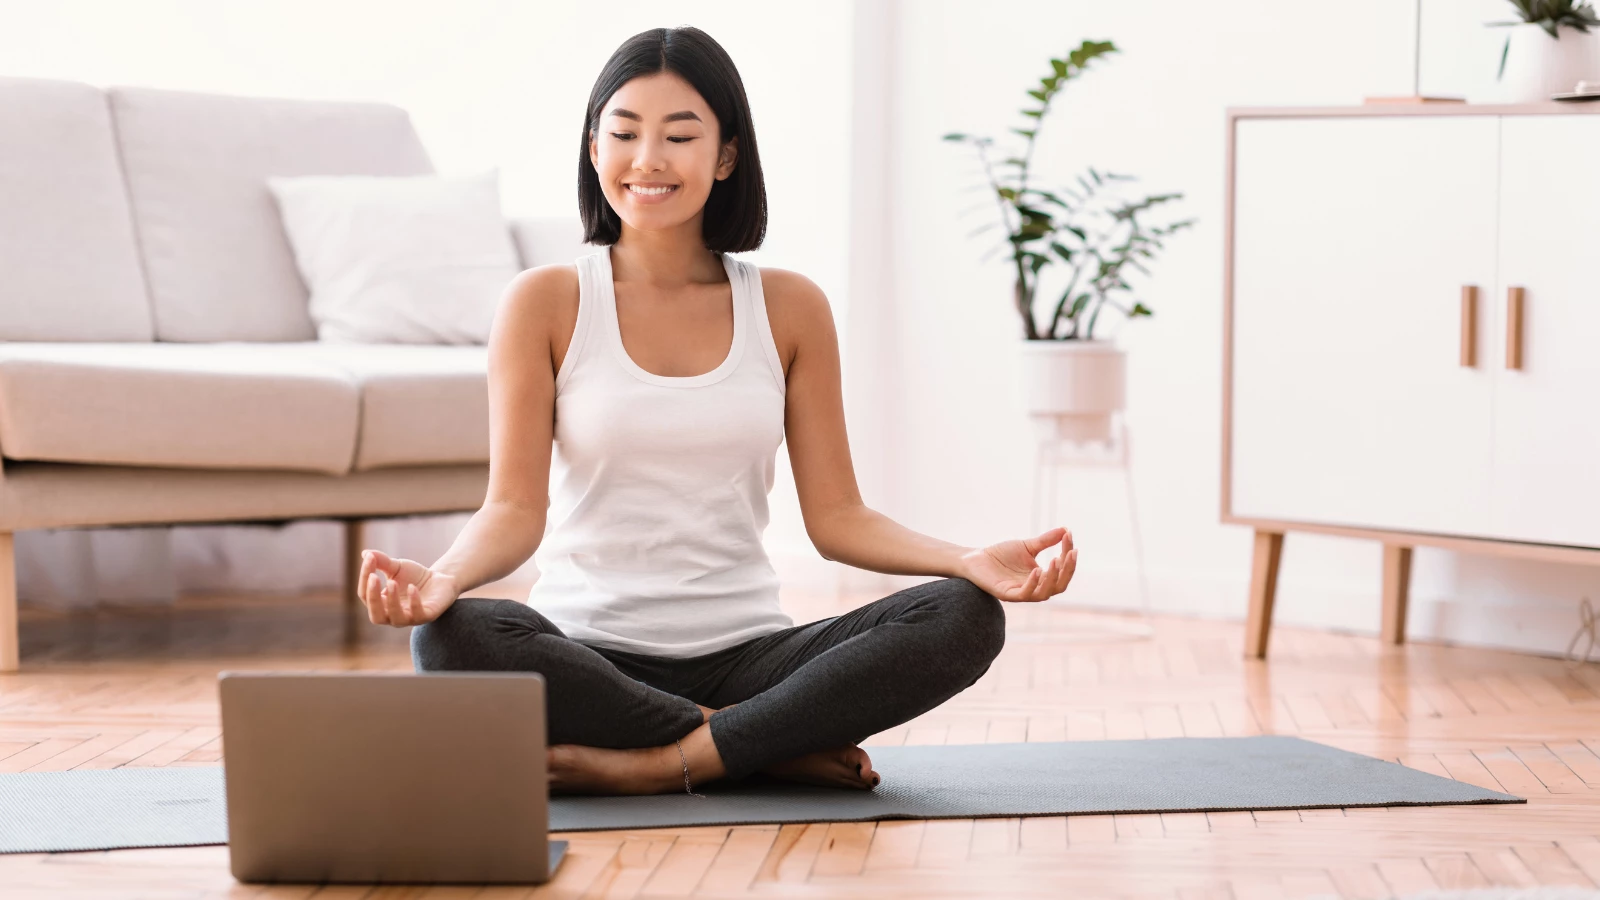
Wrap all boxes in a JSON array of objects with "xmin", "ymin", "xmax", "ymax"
[{"xmin": 611, "ymin": 217, "xmax": 724, "ymax": 289}]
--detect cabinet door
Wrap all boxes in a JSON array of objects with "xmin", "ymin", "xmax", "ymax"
[
  {"xmin": 1230, "ymin": 115, "xmax": 1500, "ymax": 536},
  {"xmin": 1490, "ymin": 115, "xmax": 1600, "ymax": 547}
]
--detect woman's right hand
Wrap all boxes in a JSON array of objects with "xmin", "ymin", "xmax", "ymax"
[{"xmin": 356, "ymin": 549, "xmax": 460, "ymax": 627}]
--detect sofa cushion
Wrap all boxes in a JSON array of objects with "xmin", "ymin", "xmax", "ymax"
[
  {"xmin": 0, "ymin": 77, "xmax": 153, "ymax": 342},
  {"xmin": 508, "ymin": 216, "xmax": 590, "ymax": 271},
  {"xmin": 108, "ymin": 86, "xmax": 434, "ymax": 343},
  {"xmin": 267, "ymin": 170, "xmax": 521, "ymax": 345},
  {"xmin": 266, "ymin": 343, "xmax": 489, "ymax": 471},
  {"xmin": 0, "ymin": 344, "xmax": 359, "ymax": 474}
]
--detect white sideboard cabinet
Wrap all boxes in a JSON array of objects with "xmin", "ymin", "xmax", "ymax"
[{"xmin": 1224, "ymin": 105, "xmax": 1600, "ymax": 658}]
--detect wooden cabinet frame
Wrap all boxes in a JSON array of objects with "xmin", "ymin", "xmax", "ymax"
[{"xmin": 1223, "ymin": 103, "xmax": 1600, "ymax": 659}]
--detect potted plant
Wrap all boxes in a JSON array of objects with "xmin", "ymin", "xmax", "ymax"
[
  {"xmin": 944, "ymin": 40, "xmax": 1193, "ymax": 444},
  {"xmin": 1489, "ymin": 0, "xmax": 1600, "ymax": 102}
]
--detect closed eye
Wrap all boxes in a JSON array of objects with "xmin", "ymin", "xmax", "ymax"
[{"xmin": 610, "ymin": 133, "xmax": 695, "ymax": 143}]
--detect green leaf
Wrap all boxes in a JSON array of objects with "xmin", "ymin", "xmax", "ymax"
[
  {"xmin": 1027, "ymin": 89, "xmax": 1048, "ymax": 102},
  {"xmin": 1131, "ymin": 303, "xmax": 1153, "ymax": 317},
  {"xmin": 1021, "ymin": 109, "xmax": 1044, "ymax": 118},
  {"xmin": 1050, "ymin": 58, "xmax": 1067, "ymax": 78},
  {"xmin": 942, "ymin": 132, "xmax": 969, "ymax": 142},
  {"xmin": 1024, "ymin": 188, "xmax": 1075, "ymax": 210},
  {"xmin": 1011, "ymin": 128, "xmax": 1037, "ymax": 139}
]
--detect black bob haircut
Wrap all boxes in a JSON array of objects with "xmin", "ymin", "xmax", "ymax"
[{"xmin": 578, "ymin": 26, "xmax": 767, "ymax": 253}]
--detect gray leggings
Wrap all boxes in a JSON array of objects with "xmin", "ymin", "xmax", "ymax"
[{"xmin": 410, "ymin": 577, "xmax": 1006, "ymax": 781}]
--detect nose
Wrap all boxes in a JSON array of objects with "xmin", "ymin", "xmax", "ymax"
[{"xmin": 631, "ymin": 136, "xmax": 668, "ymax": 175}]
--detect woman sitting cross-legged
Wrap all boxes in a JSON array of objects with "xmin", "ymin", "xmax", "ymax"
[{"xmin": 354, "ymin": 25, "xmax": 1078, "ymax": 797}]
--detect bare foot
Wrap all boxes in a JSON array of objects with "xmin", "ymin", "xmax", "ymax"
[
  {"xmin": 547, "ymin": 743, "xmax": 677, "ymax": 796},
  {"xmin": 761, "ymin": 744, "xmax": 880, "ymax": 790},
  {"xmin": 548, "ymin": 720, "xmax": 727, "ymax": 796},
  {"xmin": 695, "ymin": 703, "xmax": 876, "ymax": 790}
]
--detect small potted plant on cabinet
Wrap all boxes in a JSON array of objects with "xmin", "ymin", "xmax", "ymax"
[
  {"xmin": 944, "ymin": 40, "xmax": 1193, "ymax": 444},
  {"xmin": 1489, "ymin": 0, "xmax": 1600, "ymax": 102}
]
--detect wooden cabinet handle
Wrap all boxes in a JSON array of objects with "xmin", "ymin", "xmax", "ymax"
[
  {"xmin": 1460, "ymin": 285, "xmax": 1478, "ymax": 367},
  {"xmin": 1506, "ymin": 286, "xmax": 1525, "ymax": 371}
]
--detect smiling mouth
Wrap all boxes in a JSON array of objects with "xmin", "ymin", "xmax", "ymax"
[{"xmin": 627, "ymin": 184, "xmax": 678, "ymax": 196}]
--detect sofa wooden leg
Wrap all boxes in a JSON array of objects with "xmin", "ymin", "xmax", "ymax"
[
  {"xmin": 1381, "ymin": 544, "xmax": 1413, "ymax": 646},
  {"xmin": 1244, "ymin": 529, "xmax": 1283, "ymax": 660},
  {"xmin": 343, "ymin": 519, "xmax": 367, "ymax": 642},
  {"xmin": 0, "ymin": 531, "xmax": 17, "ymax": 672}
]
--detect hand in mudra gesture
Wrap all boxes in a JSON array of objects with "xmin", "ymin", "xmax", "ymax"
[
  {"xmin": 960, "ymin": 526, "xmax": 1077, "ymax": 603},
  {"xmin": 356, "ymin": 549, "xmax": 460, "ymax": 627}
]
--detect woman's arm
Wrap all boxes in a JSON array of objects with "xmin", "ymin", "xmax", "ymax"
[
  {"xmin": 429, "ymin": 264, "xmax": 575, "ymax": 595},
  {"xmin": 766, "ymin": 269, "xmax": 1075, "ymax": 602}
]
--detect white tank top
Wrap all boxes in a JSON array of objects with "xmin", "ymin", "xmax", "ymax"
[{"xmin": 526, "ymin": 246, "xmax": 794, "ymax": 658}]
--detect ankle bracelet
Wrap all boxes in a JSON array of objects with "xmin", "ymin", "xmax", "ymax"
[{"xmin": 675, "ymin": 738, "xmax": 708, "ymax": 798}]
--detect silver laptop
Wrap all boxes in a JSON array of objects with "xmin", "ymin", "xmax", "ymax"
[{"xmin": 218, "ymin": 671, "xmax": 566, "ymax": 885}]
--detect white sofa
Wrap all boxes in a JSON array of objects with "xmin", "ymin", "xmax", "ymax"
[{"xmin": 0, "ymin": 76, "xmax": 585, "ymax": 670}]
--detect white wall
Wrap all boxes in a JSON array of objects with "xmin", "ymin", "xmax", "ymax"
[
  {"xmin": 844, "ymin": 0, "xmax": 1600, "ymax": 658},
  {"xmin": 3, "ymin": 0, "xmax": 852, "ymax": 604}
]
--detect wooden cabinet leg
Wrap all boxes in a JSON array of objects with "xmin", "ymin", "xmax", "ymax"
[
  {"xmin": 1381, "ymin": 544, "xmax": 1413, "ymax": 645},
  {"xmin": 343, "ymin": 519, "xmax": 367, "ymax": 642},
  {"xmin": 1245, "ymin": 530, "xmax": 1284, "ymax": 659},
  {"xmin": 0, "ymin": 532, "xmax": 16, "ymax": 672}
]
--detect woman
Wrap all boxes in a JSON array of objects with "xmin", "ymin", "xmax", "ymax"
[{"xmin": 355, "ymin": 26, "xmax": 1077, "ymax": 797}]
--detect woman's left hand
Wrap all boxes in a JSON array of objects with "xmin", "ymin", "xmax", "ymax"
[{"xmin": 958, "ymin": 526, "xmax": 1077, "ymax": 603}]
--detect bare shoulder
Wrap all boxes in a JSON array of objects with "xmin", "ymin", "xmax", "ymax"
[
  {"xmin": 501, "ymin": 263, "xmax": 579, "ymax": 323},
  {"xmin": 756, "ymin": 267, "xmax": 836, "ymax": 370},
  {"xmin": 493, "ymin": 263, "xmax": 581, "ymax": 376}
]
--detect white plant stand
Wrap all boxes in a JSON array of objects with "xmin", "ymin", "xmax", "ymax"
[{"xmin": 1027, "ymin": 415, "xmax": 1154, "ymax": 642}]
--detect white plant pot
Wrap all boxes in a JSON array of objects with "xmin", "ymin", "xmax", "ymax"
[
  {"xmin": 1489, "ymin": 24, "xmax": 1600, "ymax": 103},
  {"xmin": 1019, "ymin": 339, "xmax": 1126, "ymax": 443}
]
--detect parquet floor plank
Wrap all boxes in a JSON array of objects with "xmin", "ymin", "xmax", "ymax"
[
  {"xmin": 693, "ymin": 826, "xmax": 776, "ymax": 894},
  {"xmin": 580, "ymin": 836, "xmax": 673, "ymax": 899},
  {"xmin": 1470, "ymin": 847, "xmax": 1541, "ymax": 887},
  {"xmin": 1067, "ymin": 813, "xmax": 1118, "ymax": 844},
  {"xmin": 1374, "ymin": 859, "xmax": 1438, "ymax": 895},
  {"xmin": 809, "ymin": 821, "xmax": 876, "ymax": 876},
  {"xmin": 637, "ymin": 828, "xmax": 726, "ymax": 897},
  {"xmin": 1515, "ymin": 841, "xmax": 1594, "ymax": 886},
  {"xmin": 756, "ymin": 822, "xmax": 824, "ymax": 884},
  {"xmin": 1328, "ymin": 863, "xmax": 1391, "ymax": 900}
]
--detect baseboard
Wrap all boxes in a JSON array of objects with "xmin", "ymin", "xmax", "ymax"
[{"xmin": 770, "ymin": 545, "xmax": 1596, "ymax": 662}]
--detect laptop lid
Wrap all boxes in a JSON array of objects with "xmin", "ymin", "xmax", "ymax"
[{"xmin": 219, "ymin": 671, "xmax": 566, "ymax": 884}]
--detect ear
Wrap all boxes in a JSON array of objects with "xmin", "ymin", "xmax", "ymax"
[
  {"xmin": 588, "ymin": 127, "xmax": 599, "ymax": 171},
  {"xmin": 715, "ymin": 135, "xmax": 738, "ymax": 181}
]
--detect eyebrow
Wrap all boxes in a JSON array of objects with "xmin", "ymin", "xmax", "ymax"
[{"xmin": 608, "ymin": 108, "xmax": 703, "ymax": 124}]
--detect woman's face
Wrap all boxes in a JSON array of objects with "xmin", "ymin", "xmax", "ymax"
[{"xmin": 589, "ymin": 71, "xmax": 738, "ymax": 235}]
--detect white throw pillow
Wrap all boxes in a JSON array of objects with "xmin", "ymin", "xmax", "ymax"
[{"xmin": 266, "ymin": 170, "xmax": 521, "ymax": 344}]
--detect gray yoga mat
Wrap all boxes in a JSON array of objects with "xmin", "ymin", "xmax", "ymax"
[{"xmin": 0, "ymin": 736, "xmax": 1522, "ymax": 853}]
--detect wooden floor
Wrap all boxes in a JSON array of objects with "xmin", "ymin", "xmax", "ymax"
[{"xmin": 6, "ymin": 585, "xmax": 1600, "ymax": 900}]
